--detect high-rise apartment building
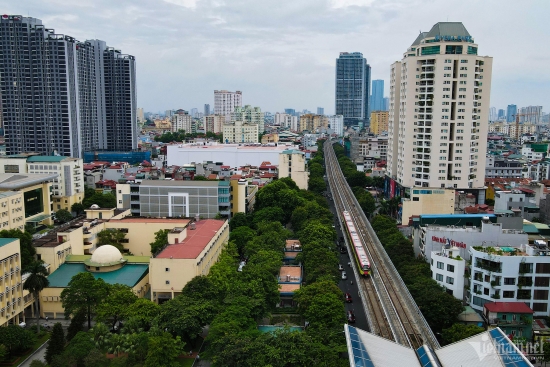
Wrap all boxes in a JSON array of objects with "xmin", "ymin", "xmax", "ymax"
[
  {"xmin": 520, "ymin": 106, "xmax": 543, "ymax": 124},
  {"xmin": 489, "ymin": 107, "xmax": 497, "ymax": 121},
  {"xmin": 317, "ymin": 107, "xmax": 324, "ymax": 115},
  {"xmin": 0, "ymin": 16, "xmax": 137, "ymax": 157},
  {"xmin": 383, "ymin": 97, "xmax": 389, "ymax": 111},
  {"xmin": 204, "ymin": 115, "xmax": 225, "ymax": 134},
  {"xmin": 327, "ymin": 115, "xmax": 344, "ymax": 136},
  {"xmin": 214, "ymin": 90, "xmax": 242, "ymax": 122},
  {"xmin": 370, "ymin": 111, "xmax": 389, "ymax": 135},
  {"xmin": 497, "ymin": 109, "xmax": 505, "ymax": 120},
  {"xmin": 137, "ymin": 108, "xmax": 145, "ymax": 123},
  {"xmin": 274, "ymin": 113, "xmax": 298, "ymax": 130},
  {"xmin": 231, "ymin": 105, "xmax": 264, "ymax": 133},
  {"xmin": 204, "ymin": 104, "xmax": 210, "ymax": 116},
  {"xmin": 171, "ymin": 110, "xmax": 193, "ymax": 133},
  {"xmin": 335, "ymin": 52, "xmax": 371, "ymax": 127},
  {"xmin": 506, "ymin": 104, "xmax": 517, "ymax": 122},
  {"xmin": 370, "ymin": 80, "xmax": 385, "ymax": 112},
  {"xmin": 387, "ymin": 22, "xmax": 492, "ymax": 196},
  {"xmin": 298, "ymin": 114, "xmax": 329, "ymax": 133},
  {"xmin": 284, "ymin": 108, "xmax": 296, "ymax": 116}
]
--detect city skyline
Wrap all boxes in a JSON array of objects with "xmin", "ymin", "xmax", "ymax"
[{"xmin": 2, "ymin": 0, "xmax": 549, "ymax": 114}]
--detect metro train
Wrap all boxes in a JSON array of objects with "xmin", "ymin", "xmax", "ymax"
[{"xmin": 342, "ymin": 210, "xmax": 371, "ymax": 276}]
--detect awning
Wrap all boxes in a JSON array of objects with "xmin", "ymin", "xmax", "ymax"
[{"xmin": 26, "ymin": 213, "xmax": 52, "ymax": 223}]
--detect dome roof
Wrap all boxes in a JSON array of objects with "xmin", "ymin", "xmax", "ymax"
[{"xmin": 90, "ymin": 245, "xmax": 123, "ymax": 265}]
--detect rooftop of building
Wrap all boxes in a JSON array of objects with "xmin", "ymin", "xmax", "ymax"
[
  {"xmin": 26, "ymin": 156, "xmax": 73, "ymax": 163},
  {"xmin": 156, "ymin": 219, "xmax": 226, "ymax": 259},
  {"xmin": 346, "ymin": 325, "xmax": 531, "ymax": 367},
  {"xmin": 47, "ymin": 263, "xmax": 149, "ymax": 288},
  {"xmin": 279, "ymin": 284, "xmax": 300, "ymax": 294},
  {"xmin": 66, "ymin": 254, "xmax": 150, "ymax": 263},
  {"xmin": 168, "ymin": 142, "xmax": 293, "ymax": 151},
  {"xmin": 0, "ymin": 191, "xmax": 20, "ymax": 199},
  {"xmin": 0, "ymin": 173, "xmax": 58, "ymax": 190},
  {"xmin": 485, "ymin": 302, "xmax": 534, "ymax": 314},
  {"xmin": 108, "ymin": 217, "xmax": 191, "ymax": 225},
  {"xmin": 0, "ymin": 238, "xmax": 17, "ymax": 248},
  {"xmin": 279, "ymin": 266, "xmax": 302, "ymax": 281}
]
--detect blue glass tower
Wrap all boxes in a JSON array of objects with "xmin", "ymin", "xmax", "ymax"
[
  {"xmin": 506, "ymin": 104, "xmax": 517, "ymax": 122},
  {"xmin": 335, "ymin": 52, "xmax": 371, "ymax": 127},
  {"xmin": 370, "ymin": 79, "xmax": 385, "ymax": 112}
]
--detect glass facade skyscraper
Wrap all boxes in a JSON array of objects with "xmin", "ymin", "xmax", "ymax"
[
  {"xmin": 370, "ymin": 79, "xmax": 385, "ymax": 112},
  {"xmin": 506, "ymin": 104, "xmax": 517, "ymax": 122},
  {"xmin": 335, "ymin": 52, "xmax": 371, "ymax": 127}
]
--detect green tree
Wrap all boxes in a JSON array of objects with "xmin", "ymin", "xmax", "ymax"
[
  {"xmin": 82, "ymin": 192, "xmax": 116, "ymax": 209},
  {"xmin": 0, "ymin": 229, "xmax": 34, "ymax": 271},
  {"xmin": 307, "ymin": 177, "xmax": 326, "ymax": 195},
  {"xmin": 54, "ymin": 209, "xmax": 73, "ymax": 223},
  {"xmin": 62, "ymin": 331, "xmax": 96, "ymax": 367},
  {"xmin": 229, "ymin": 212, "xmax": 250, "ymax": 231},
  {"xmin": 96, "ymin": 229, "xmax": 126, "ymax": 252},
  {"xmin": 149, "ymin": 229, "xmax": 169, "ymax": 255},
  {"xmin": 252, "ymin": 207, "xmax": 285, "ymax": 226},
  {"xmin": 83, "ymin": 348, "xmax": 109, "ymax": 367},
  {"xmin": 122, "ymin": 298, "xmax": 161, "ymax": 331},
  {"xmin": 145, "ymin": 333, "xmax": 184, "ymax": 367},
  {"xmin": 66, "ymin": 308, "xmax": 86, "ymax": 341},
  {"xmin": 45, "ymin": 323, "xmax": 65, "ymax": 364},
  {"xmin": 441, "ymin": 324, "xmax": 484, "ymax": 345},
  {"xmin": 71, "ymin": 202, "xmax": 86, "ymax": 215},
  {"xmin": 23, "ymin": 261, "xmax": 50, "ymax": 334},
  {"xmin": 229, "ymin": 226, "xmax": 256, "ymax": 255},
  {"xmin": 61, "ymin": 272, "xmax": 109, "ymax": 329},
  {"xmin": 96, "ymin": 284, "xmax": 138, "ymax": 328},
  {"xmin": 0, "ymin": 325, "xmax": 36, "ymax": 358},
  {"xmin": 156, "ymin": 295, "xmax": 215, "ymax": 342}
]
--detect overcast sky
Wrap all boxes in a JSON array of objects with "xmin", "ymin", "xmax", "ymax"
[{"xmin": 3, "ymin": 0, "xmax": 549, "ymax": 114}]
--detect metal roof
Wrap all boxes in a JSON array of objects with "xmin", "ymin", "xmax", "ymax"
[
  {"xmin": 425, "ymin": 22, "xmax": 471, "ymax": 39},
  {"xmin": 0, "ymin": 173, "xmax": 58, "ymax": 189},
  {"xmin": 47, "ymin": 263, "xmax": 148, "ymax": 288},
  {"xmin": 27, "ymin": 156, "xmax": 68, "ymax": 163}
]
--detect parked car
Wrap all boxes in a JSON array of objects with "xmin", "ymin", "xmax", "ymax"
[
  {"xmin": 341, "ymin": 271, "xmax": 347, "ymax": 280},
  {"xmin": 338, "ymin": 264, "xmax": 344, "ymax": 271},
  {"xmin": 345, "ymin": 293, "xmax": 352, "ymax": 303},
  {"xmin": 347, "ymin": 310, "xmax": 356, "ymax": 323}
]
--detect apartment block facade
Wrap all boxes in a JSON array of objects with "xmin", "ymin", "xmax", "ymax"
[
  {"xmin": 0, "ymin": 16, "xmax": 137, "ymax": 158},
  {"xmin": 214, "ymin": 90, "xmax": 242, "ymax": 122},
  {"xmin": 387, "ymin": 22, "xmax": 492, "ymax": 198}
]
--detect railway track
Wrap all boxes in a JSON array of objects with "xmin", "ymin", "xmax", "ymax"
[{"xmin": 324, "ymin": 140, "xmax": 439, "ymax": 350}]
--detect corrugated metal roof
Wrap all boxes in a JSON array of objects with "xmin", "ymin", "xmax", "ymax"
[
  {"xmin": 27, "ymin": 156, "xmax": 68, "ymax": 163},
  {"xmin": 425, "ymin": 22, "xmax": 471, "ymax": 39}
]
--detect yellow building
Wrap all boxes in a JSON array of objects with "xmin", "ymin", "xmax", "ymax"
[
  {"xmin": 0, "ymin": 173, "xmax": 56, "ymax": 228},
  {"xmin": 150, "ymin": 219, "xmax": 229, "ymax": 303},
  {"xmin": 223, "ymin": 121, "xmax": 259, "ymax": 143},
  {"xmin": 400, "ymin": 188, "xmax": 456, "ymax": 225},
  {"xmin": 0, "ymin": 191, "xmax": 25, "ymax": 232},
  {"xmin": 370, "ymin": 111, "xmax": 389, "ymax": 135},
  {"xmin": 298, "ymin": 114, "xmax": 328, "ymax": 133},
  {"xmin": 40, "ymin": 247, "xmax": 150, "ymax": 319},
  {"xmin": 229, "ymin": 178, "xmax": 257, "ymax": 216},
  {"xmin": 261, "ymin": 134, "xmax": 279, "ymax": 144},
  {"xmin": 0, "ymin": 238, "xmax": 27, "ymax": 326},
  {"xmin": 278, "ymin": 150, "xmax": 309, "ymax": 190}
]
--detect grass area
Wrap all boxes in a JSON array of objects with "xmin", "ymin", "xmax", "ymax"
[{"xmin": 15, "ymin": 332, "xmax": 50, "ymax": 366}]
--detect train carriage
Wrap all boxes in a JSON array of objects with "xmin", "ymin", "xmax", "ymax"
[{"xmin": 342, "ymin": 210, "xmax": 371, "ymax": 276}]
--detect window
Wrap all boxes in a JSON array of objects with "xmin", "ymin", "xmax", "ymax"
[
  {"xmin": 533, "ymin": 303, "xmax": 547, "ymax": 312},
  {"xmin": 460, "ymin": 60, "xmax": 468, "ymax": 63},
  {"xmin": 503, "ymin": 290, "xmax": 515, "ymax": 298},
  {"xmin": 519, "ymin": 262, "xmax": 533, "ymax": 273},
  {"xmin": 536, "ymin": 263, "xmax": 550, "ymax": 274},
  {"xmin": 535, "ymin": 277, "xmax": 550, "ymax": 287},
  {"xmin": 413, "ymin": 197, "xmax": 419, "ymax": 201},
  {"xmin": 504, "ymin": 277, "xmax": 516, "ymax": 285},
  {"xmin": 165, "ymin": 280, "xmax": 170, "ymax": 285},
  {"xmin": 444, "ymin": 66, "xmax": 451, "ymax": 70},
  {"xmin": 437, "ymin": 261, "xmax": 444, "ymax": 269},
  {"xmin": 165, "ymin": 268, "xmax": 170, "ymax": 272},
  {"xmin": 436, "ymin": 273, "xmax": 443, "ymax": 281},
  {"xmin": 534, "ymin": 290, "xmax": 548, "ymax": 300},
  {"xmin": 483, "ymin": 287, "xmax": 489, "ymax": 295},
  {"xmin": 517, "ymin": 290, "xmax": 531, "ymax": 299},
  {"xmin": 446, "ymin": 276, "xmax": 454, "ymax": 284}
]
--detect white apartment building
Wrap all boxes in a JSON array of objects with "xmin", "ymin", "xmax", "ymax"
[
  {"xmin": 493, "ymin": 191, "xmax": 528, "ymax": 212},
  {"xmin": 204, "ymin": 115, "xmax": 225, "ymax": 134},
  {"xmin": 171, "ymin": 110, "xmax": 193, "ymax": 133},
  {"xmin": 521, "ymin": 145, "xmax": 545, "ymax": 162},
  {"xmin": 327, "ymin": 115, "xmax": 344, "ymax": 136},
  {"xmin": 430, "ymin": 246, "xmax": 466, "ymax": 300},
  {"xmin": 274, "ymin": 113, "xmax": 298, "ymax": 131},
  {"xmin": 214, "ymin": 90, "xmax": 242, "ymax": 122},
  {"xmin": 387, "ymin": 22, "xmax": 492, "ymax": 196},
  {"xmin": 414, "ymin": 218, "xmax": 527, "ymax": 263},
  {"xmin": 222, "ymin": 121, "xmax": 259, "ymax": 144},
  {"xmin": 488, "ymin": 122, "xmax": 510, "ymax": 135},
  {"xmin": 469, "ymin": 241, "xmax": 550, "ymax": 316},
  {"xmin": 232, "ymin": 105, "xmax": 264, "ymax": 133},
  {"xmin": 360, "ymin": 135, "xmax": 388, "ymax": 160},
  {"xmin": 278, "ymin": 149, "xmax": 309, "ymax": 190},
  {"xmin": 485, "ymin": 156, "xmax": 523, "ymax": 179}
]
